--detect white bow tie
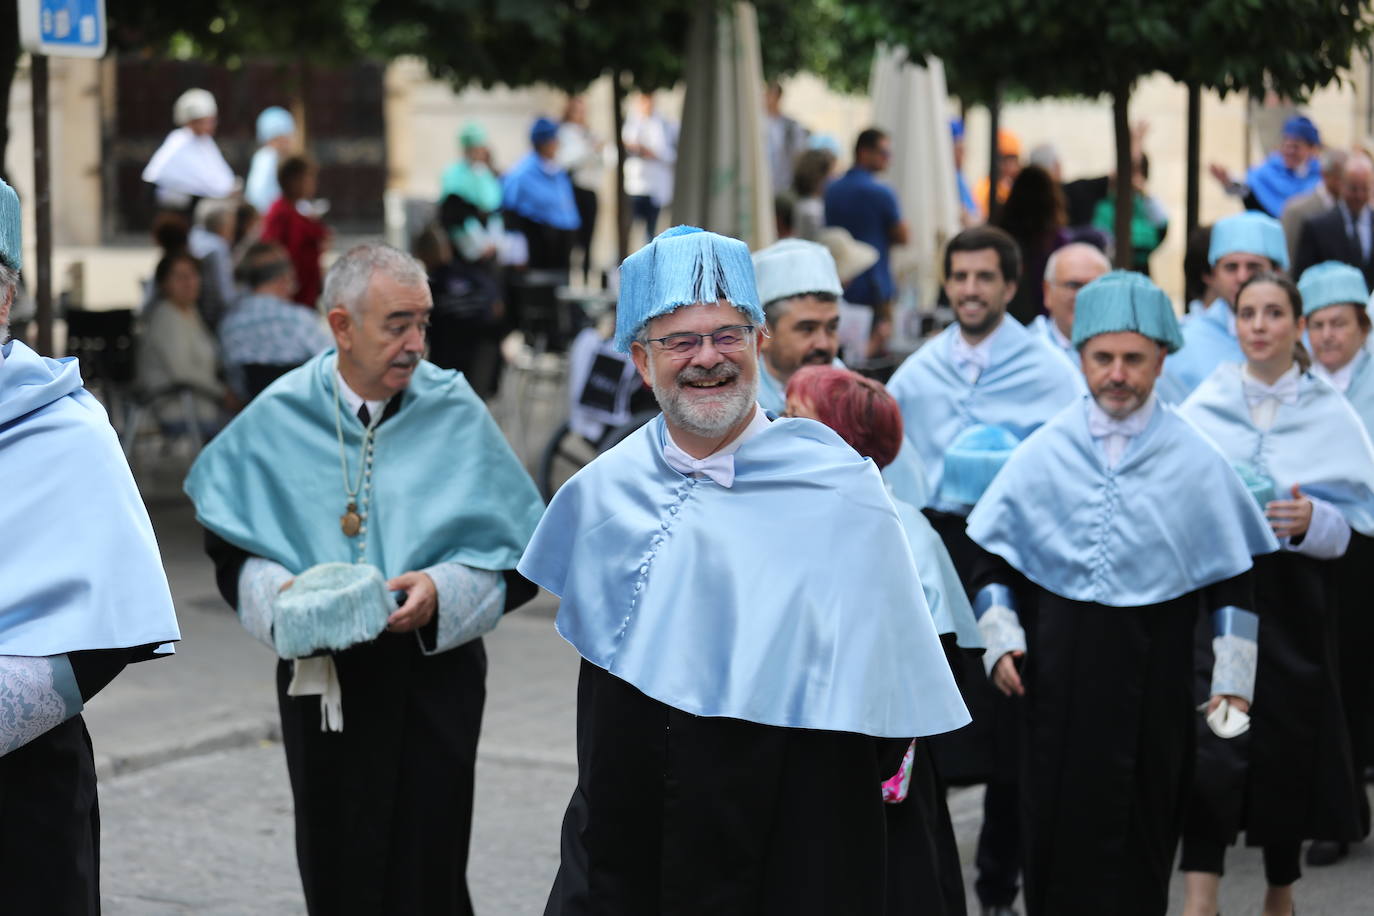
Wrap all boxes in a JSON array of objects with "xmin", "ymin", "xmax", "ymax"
[
  {"xmin": 662, "ymin": 440, "xmax": 736, "ymax": 488},
  {"xmin": 1242, "ymin": 374, "xmax": 1299, "ymax": 408},
  {"xmin": 952, "ymin": 342, "xmax": 990, "ymax": 375},
  {"xmin": 1087, "ymin": 409, "xmax": 1149, "ymax": 441}
]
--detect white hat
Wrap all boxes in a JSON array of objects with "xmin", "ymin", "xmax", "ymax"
[
  {"xmin": 817, "ymin": 228, "xmax": 878, "ymax": 286},
  {"xmin": 173, "ymin": 88, "xmax": 218, "ymax": 126},
  {"xmin": 751, "ymin": 238, "xmax": 844, "ymax": 308}
]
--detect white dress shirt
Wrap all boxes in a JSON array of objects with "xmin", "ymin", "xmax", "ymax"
[
  {"xmin": 950, "ymin": 317, "xmax": 1011, "ymax": 384},
  {"xmin": 1086, "ymin": 394, "xmax": 1156, "ymax": 470},
  {"xmin": 662, "ymin": 404, "xmax": 770, "ymax": 488},
  {"xmin": 336, "ymin": 367, "xmax": 389, "ymax": 427},
  {"xmin": 1311, "ymin": 358, "xmax": 1356, "ymax": 394}
]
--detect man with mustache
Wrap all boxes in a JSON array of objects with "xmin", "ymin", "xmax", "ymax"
[
  {"xmin": 520, "ymin": 226, "xmax": 969, "ymax": 914},
  {"xmin": 186, "ymin": 242, "xmax": 544, "ymax": 915},
  {"xmin": 886, "ymin": 225, "xmax": 1082, "ymax": 916},
  {"xmin": 963, "ymin": 271, "xmax": 1277, "ymax": 915}
]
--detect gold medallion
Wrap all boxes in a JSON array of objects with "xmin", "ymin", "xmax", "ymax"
[{"xmin": 341, "ymin": 502, "xmax": 363, "ymax": 537}]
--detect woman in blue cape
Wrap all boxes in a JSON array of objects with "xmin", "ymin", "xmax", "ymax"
[
  {"xmin": 1178, "ymin": 271, "xmax": 1374, "ymax": 916},
  {"xmin": 785, "ymin": 364, "xmax": 982, "ymax": 916}
]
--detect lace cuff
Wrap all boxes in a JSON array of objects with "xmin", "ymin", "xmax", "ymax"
[
  {"xmin": 977, "ymin": 605, "xmax": 1027, "ymax": 677},
  {"xmin": 1209, "ymin": 606, "xmax": 1258, "ymax": 703},
  {"xmin": 419, "ymin": 562, "xmax": 506, "ymax": 656},
  {"xmin": 0, "ymin": 655, "xmax": 82, "ymax": 756},
  {"xmin": 238, "ymin": 557, "xmax": 295, "ymax": 649}
]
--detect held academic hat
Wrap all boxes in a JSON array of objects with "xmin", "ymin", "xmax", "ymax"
[
  {"xmin": 1207, "ymin": 211, "xmax": 1289, "ymax": 270},
  {"xmin": 0, "ymin": 177, "xmax": 20, "ymax": 272},
  {"xmin": 751, "ymin": 238, "xmax": 843, "ymax": 310},
  {"xmin": 614, "ymin": 226, "xmax": 763, "ymax": 353},
  {"xmin": 1072, "ymin": 270, "xmax": 1183, "ymax": 353},
  {"xmin": 256, "ymin": 106, "xmax": 295, "ymax": 144},
  {"xmin": 1298, "ymin": 261, "xmax": 1369, "ymax": 316},
  {"xmin": 173, "ymin": 88, "xmax": 217, "ymax": 126},
  {"xmin": 271, "ymin": 562, "xmax": 394, "ymax": 659}
]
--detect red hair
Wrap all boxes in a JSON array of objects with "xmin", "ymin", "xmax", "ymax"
[{"xmin": 786, "ymin": 365, "xmax": 904, "ymax": 469}]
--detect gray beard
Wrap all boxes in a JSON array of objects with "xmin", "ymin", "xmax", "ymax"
[{"xmin": 650, "ymin": 362, "xmax": 758, "ymax": 438}]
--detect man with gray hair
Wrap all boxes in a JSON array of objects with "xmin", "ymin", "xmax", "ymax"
[
  {"xmin": 0, "ymin": 179, "xmax": 180, "ymax": 912},
  {"xmin": 1033, "ymin": 242, "xmax": 1111, "ymax": 364},
  {"xmin": 186, "ymin": 241, "xmax": 544, "ymax": 915},
  {"xmin": 1281, "ymin": 146, "xmax": 1347, "ymax": 270}
]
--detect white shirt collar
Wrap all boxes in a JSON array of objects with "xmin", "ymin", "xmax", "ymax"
[
  {"xmin": 1085, "ymin": 394, "xmax": 1156, "ymax": 469},
  {"xmin": 1312, "ymin": 357, "xmax": 1356, "ymax": 394},
  {"xmin": 1241, "ymin": 363, "xmax": 1301, "ymax": 403},
  {"xmin": 335, "ymin": 364, "xmax": 389, "ymax": 426},
  {"xmin": 950, "ymin": 316, "xmax": 1009, "ymax": 381},
  {"xmin": 1045, "ymin": 317, "xmax": 1073, "ymax": 352}
]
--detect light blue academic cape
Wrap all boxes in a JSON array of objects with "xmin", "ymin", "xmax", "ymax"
[
  {"xmin": 185, "ymin": 350, "xmax": 544, "ymax": 578},
  {"xmin": 756, "ymin": 356, "xmax": 931, "ymax": 507},
  {"xmin": 518, "ymin": 414, "xmax": 970, "ymax": 739},
  {"xmin": 1340, "ymin": 349, "xmax": 1374, "ymax": 438},
  {"xmin": 1160, "ymin": 300, "xmax": 1242, "ymax": 403},
  {"xmin": 967, "ymin": 396, "xmax": 1277, "ymax": 606},
  {"xmin": 0, "ymin": 341, "xmax": 179, "ymax": 656},
  {"xmin": 1181, "ymin": 363, "xmax": 1374, "ymax": 536},
  {"xmin": 886, "ymin": 319, "xmax": 1084, "ymax": 513},
  {"xmin": 1029, "ymin": 314, "xmax": 1078, "ymax": 369},
  {"xmin": 244, "ymin": 146, "xmax": 281, "ymax": 214},
  {"xmin": 892, "ymin": 492, "xmax": 983, "ymax": 648}
]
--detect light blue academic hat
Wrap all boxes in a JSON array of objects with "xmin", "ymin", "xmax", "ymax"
[
  {"xmin": 751, "ymin": 238, "xmax": 843, "ymax": 309},
  {"xmin": 271, "ymin": 562, "xmax": 394, "ymax": 659},
  {"xmin": 1072, "ymin": 270, "xmax": 1183, "ymax": 353},
  {"xmin": 460, "ymin": 121, "xmax": 489, "ymax": 149},
  {"xmin": 1297, "ymin": 261, "xmax": 1369, "ymax": 316},
  {"xmin": 255, "ymin": 106, "xmax": 295, "ymax": 144},
  {"xmin": 1208, "ymin": 211, "xmax": 1289, "ymax": 270},
  {"xmin": 0, "ymin": 177, "xmax": 19, "ymax": 272},
  {"xmin": 938, "ymin": 424, "xmax": 1021, "ymax": 508},
  {"xmin": 1231, "ymin": 462, "xmax": 1277, "ymax": 511},
  {"xmin": 615, "ymin": 226, "xmax": 763, "ymax": 352}
]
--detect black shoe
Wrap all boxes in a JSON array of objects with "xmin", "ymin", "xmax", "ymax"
[
  {"xmin": 1304, "ymin": 840, "xmax": 1348, "ymax": 866},
  {"xmin": 980, "ymin": 907, "xmax": 1019, "ymax": 916}
]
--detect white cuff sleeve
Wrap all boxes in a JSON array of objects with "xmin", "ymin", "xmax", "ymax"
[
  {"xmin": 977, "ymin": 605, "xmax": 1027, "ymax": 677},
  {"xmin": 419, "ymin": 562, "xmax": 505, "ymax": 656},
  {"xmin": 237, "ymin": 557, "xmax": 294, "ymax": 649},
  {"xmin": 1283, "ymin": 496, "xmax": 1351, "ymax": 560}
]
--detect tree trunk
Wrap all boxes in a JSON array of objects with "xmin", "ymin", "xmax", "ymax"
[
  {"xmin": 987, "ymin": 87, "xmax": 1002, "ymax": 223},
  {"xmin": 0, "ymin": 4, "xmax": 20, "ymax": 186},
  {"xmin": 1113, "ymin": 81, "xmax": 1133, "ymax": 270},
  {"xmin": 612, "ymin": 69, "xmax": 629, "ymax": 265},
  {"xmin": 1186, "ymin": 81, "xmax": 1201, "ymax": 238}
]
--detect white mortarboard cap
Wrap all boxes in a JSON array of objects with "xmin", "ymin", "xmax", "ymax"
[
  {"xmin": 173, "ymin": 88, "xmax": 218, "ymax": 126},
  {"xmin": 751, "ymin": 238, "xmax": 844, "ymax": 309}
]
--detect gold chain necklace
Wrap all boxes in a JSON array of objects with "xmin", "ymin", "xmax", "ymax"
[{"xmin": 332, "ymin": 370, "xmax": 377, "ymax": 537}]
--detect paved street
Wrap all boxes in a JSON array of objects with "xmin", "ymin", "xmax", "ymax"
[{"xmin": 87, "ymin": 489, "xmax": 1372, "ymax": 914}]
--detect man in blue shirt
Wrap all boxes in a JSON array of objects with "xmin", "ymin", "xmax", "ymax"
[{"xmin": 824, "ymin": 128, "xmax": 908, "ymax": 354}]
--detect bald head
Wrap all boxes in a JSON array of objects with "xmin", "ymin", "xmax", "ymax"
[
  {"xmin": 1343, "ymin": 153, "xmax": 1373, "ymax": 215},
  {"xmin": 1043, "ymin": 243, "xmax": 1112, "ymax": 339}
]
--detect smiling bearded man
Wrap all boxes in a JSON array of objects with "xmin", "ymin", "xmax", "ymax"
[
  {"xmin": 520, "ymin": 226, "xmax": 969, "ymax": 915},
  {"xmin": 185, "ymin": 242, "xmax": 544, "ymax": 916}
]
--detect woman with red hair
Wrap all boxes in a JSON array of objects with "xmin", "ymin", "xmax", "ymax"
[{"xmin": 785, "ymin": 364, "xmax": 980, "ymax": 916}]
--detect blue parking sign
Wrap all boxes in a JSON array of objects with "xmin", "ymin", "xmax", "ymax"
[{"xmin": 18, "ymin": 0, "xmax": 108, "ymax": 58}]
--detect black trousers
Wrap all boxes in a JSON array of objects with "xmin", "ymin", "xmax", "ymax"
[
  {"xmin": 1179, "ymin": 836, "xmax": 1303, "ymax": 887},
  {"xmin": 571, "ymin": 185, "xmax": 598, "ymax": 285}
]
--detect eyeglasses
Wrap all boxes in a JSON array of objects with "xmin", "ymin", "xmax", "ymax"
[{"xmin": 645, "ymin": 325, "xmax": 757, "ymax": 358}]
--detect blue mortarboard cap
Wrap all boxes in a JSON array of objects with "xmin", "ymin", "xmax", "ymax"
[
  {"xmin": 1072, "ymin": 270, "xmax": 1183, "ymax": 353},
  {"xmin": 938, "ymin": 424, "xmax": 1021, "ymax": 508},
  {"xmin": 460, "ymin": 122, "xmax": 489, "ymax": 149},
  {"xmin": 1298, "ymin": 261, "xmax": 1369, "ymax": 316},
  {"xmin": 0, "ymin": 178, "xmax": 20, "ymax": 272},
  {"xmin": 1282, "ymin": 115, "xmax": 1320, "ymax": 146},
  {"xmin": 255, "ymin": 107, "xmax": 295, "ymax": 144},
  {"xmin": 1231, "ymin": 462, "xmax": 1277, "ymax": 511},
  {"xmin": 950, "ymin": 118, "xmax": 965, "ymax": 142},
  {"xmin": 614, "ymin": 226, "xmax": 763, "ymax": 353},
  {"xmin": 1208, "ymin": 211, "xmax": 1289, "ymax": 270},
  {"xmin": 271, "ymin": 562, "xmax": 394, "ymax": 659},
  {"xmin": 530, "ymin": 117, "xmax": 559, "ymax": 147},
  {"xmin": 752, "ymin": 239, "xmax": 843, "ymax": 309}
]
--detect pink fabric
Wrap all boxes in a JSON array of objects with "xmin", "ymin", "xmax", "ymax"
[{"xmin": 881, "ymin": 740, "xmax": 917, "ymax": 804}]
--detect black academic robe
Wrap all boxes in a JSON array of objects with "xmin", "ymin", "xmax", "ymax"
[
  {"xmin": 1185, "ymin": 551, "xmax": 1364, "ymax": 849},
  {"xmin": 974, "ymin": 551, "xmax": 1250, "ymax": 916},
  {"xmin": 206, "ymin": 520, "xmax": 536, "ymax": 914},
  {"xmin": 546, "ymin": 659, "xmax": 908, "ymax": 916},
  {"xmin": 1336, "ymin": 531, "xmax": 1374, "ymax": 836},
  {"xmin": 0, "ymin": 648, "xmax": 144, "ymax": 916},
  {"xmin": 882, "ymin": 727, "xmax": 967, "ymax": 916}
]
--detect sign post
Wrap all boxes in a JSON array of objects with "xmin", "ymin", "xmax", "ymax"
[{"xmin": 17, "ymin": 0, "xmax": 107, "ymax": 355}]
